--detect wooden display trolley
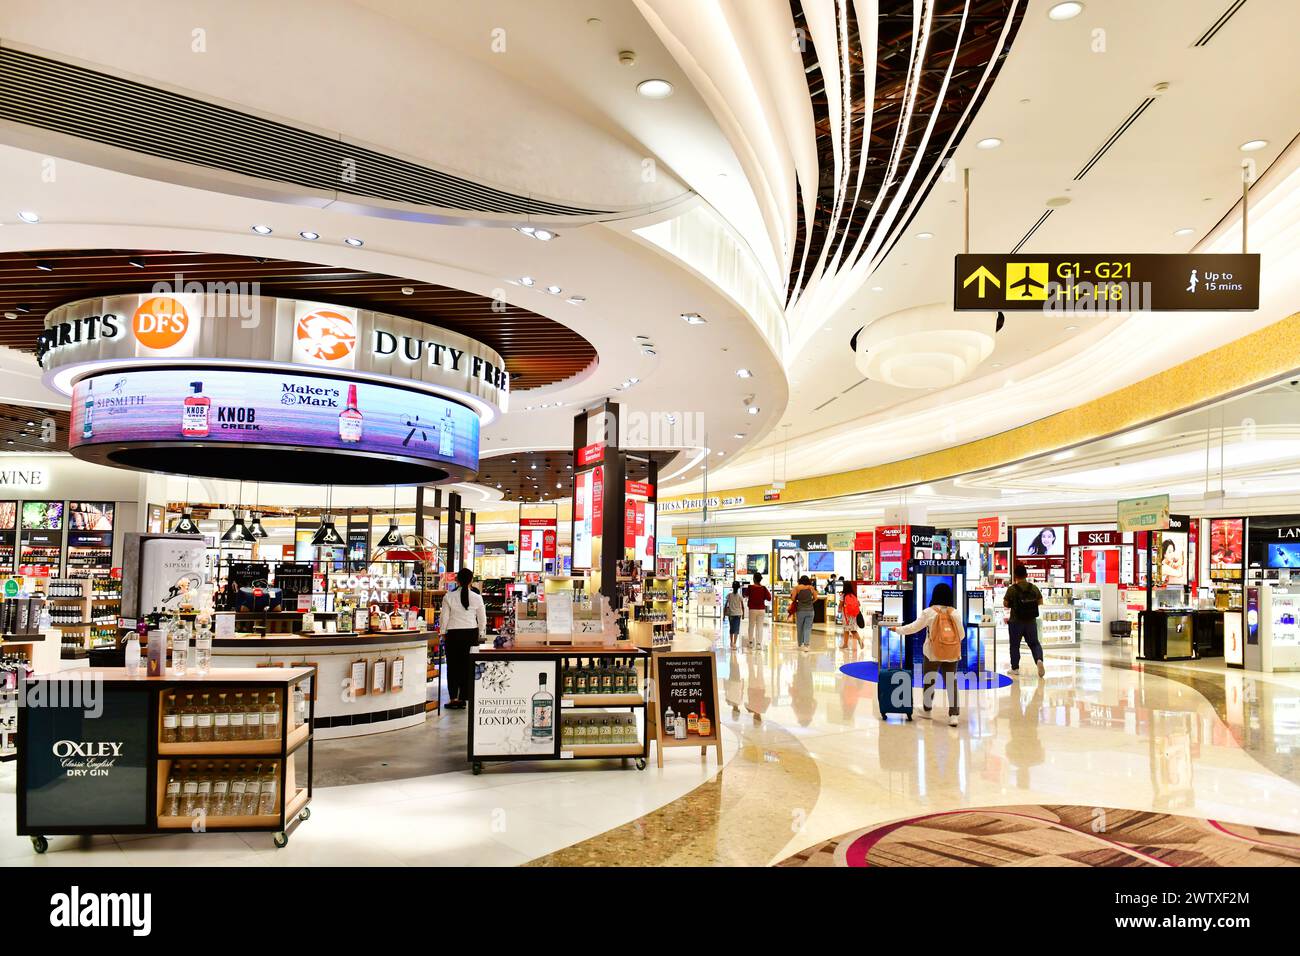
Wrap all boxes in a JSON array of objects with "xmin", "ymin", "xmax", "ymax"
[
  {"xmin": 467, "ymin": 645, "xmax": 650, "ymax": 774},
  {"xmin": 17, "ymin": 667, "xmax": 314, "ymax": 853}
]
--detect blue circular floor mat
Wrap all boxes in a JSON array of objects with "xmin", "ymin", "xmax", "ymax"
[{"xmin": 839, "ymin": 660, "xmax": 1013, "ymax": 689}]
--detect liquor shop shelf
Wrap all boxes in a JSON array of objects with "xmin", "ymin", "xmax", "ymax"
[{"xmin": 562, "ymin": 693, "xmax": 645, "ymax": 708}]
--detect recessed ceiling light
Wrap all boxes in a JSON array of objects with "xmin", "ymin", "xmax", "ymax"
[
  {"xmin": 916, "ymin": 232, "xmax": 934, "ymax": 239},
  {"xmin": 637, "ymin": 78, "xmax": 673, "ymax": 99},
  {"xmin": 1174, "ymin": 227, "xmax": 1195, "ymax": 237},
  {"xmin": 1240, "ymin": 139, "xmax": 1269, "ymax": 152},
  {"xmin": 717, "ymin": 451, "xmax": 725, "ymax": 457},
  {"xmin": 35, "ymin": 262, "xmax": 53, "ymax": 272},
  {"xmin": 1047, "ymin": 1, "xmax": 1084, "ymax": 20},
  {"xmin": 641, "ymin": 347, "xmax": 657, "ymax": 356},
  {"xmin": 1065, "ymin": 325, "xmax": 1079, "ymax": 331},
  {"xmin": 128, "ymin": 256, "xmax": 145, "ymax": 269},
  {"xmin": 747, "ymin": 406, "xmax": 760, "ymax": 415},
  {"xmin": 3, "ymin": 313, "xmax": 16, "ymax": 321},
  {"xmin": 871, "ymin": 286, "xmax": 884, "ymax": 292},
  {"xmin": 532, "ymin": 229, "xmax": 555, "ymax": 241},
  {"xmin": 736, "ymin": 368, "xmax": 752, "ymax": 378},
  {"xmin": 344, "ymin": 236, "xmax": 364, "ymax": 246},
  {"xmin": 516, "ymin": 226, "xmax": 536, "ymax": 237},
  {"xmin": 1045, "ymin": 196, "xmax": 1072, "ymax": 208},
  {"xmin": 991, "ymin": 362, "xmax": 1003, "ymax": 368},
  {"xmin": 566, "ymin": 296, "xmax": 586, "ymax": 305},
  {"xmin": 681, "ymin": 312, "xmax": 707, "ymax": 325},
  {"xmin": 520, "ymin": 276, "xmax": 536, "ymax": 287},
  {"xmin": 251, "ymin": 224, "xmax": 273, "ymax": 235},
  {"xmin": 17, "ymin": 210, "xmax": 39, "ymax": 223},
  {"xmin": 25, "ymin": 421, "xmax": 33, "ymax": 426},
  {"xmin": 299, "ymin": 230, "xmax": 319, "ymax": 240},
  {"xmin": 545, "ymin": 285, "xmax": 563, "ymax": 295},
  {"xmin": 733, "ymin": 433, "xmax": 745, "ymax": 439},
  {"xmin": 401, "ymin": 287, "xmax": 414, "ymax": 295},
  {"xmin": 975, "ymin": 137, "xmax": 1003, "ymax": 149}
]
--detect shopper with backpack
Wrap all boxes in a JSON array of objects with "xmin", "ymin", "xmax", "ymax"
[
  {"xmin": 894, "ymin": 582, "xmax": 964, "ymax": 725},
  {"xmin": 1003, "ymin": 562, "xmax": 1046, "ymax": 677},
  {"xmin": 788, "ymin": 575, "xmax": 818, "ymax": 652},
  {"xmin": 725, "ymin": 581, "xmax": 745, "ymax": 648}
]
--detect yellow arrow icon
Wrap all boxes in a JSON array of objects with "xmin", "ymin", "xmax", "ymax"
[{"xmin": 962, "ymin": 265, "xmax": 1001, "ymax": 297}]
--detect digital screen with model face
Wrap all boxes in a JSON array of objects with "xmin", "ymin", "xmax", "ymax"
[
  {"xmin": 69, "ymin": 367, "xmax": 480, "ymax": 472},
  {"xmin": 1268, "ymin": 543, "xmax": 1300, "ymax": 569},
  {"xmin": 1015, "ymin": 525, "xmax": 1065, "ymax": 557}
]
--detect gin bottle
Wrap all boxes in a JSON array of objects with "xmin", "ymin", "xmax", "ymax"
[
  {"xmin": 245, "ymin": 692, "xmax": 263, "ymax": 740},
  {"xmin": 230, "ymin": 763, "xmax": 248, "ymax": 815},
  {"xmin": 179, "ymin": 693, "xmax": 197, "ymax": 743},
  {"xmin": 229, "ymin": 692, "xmax": 247, "ymax": 740},
  {"xmin": 195, "ymin": 762, "xmax": 214, "ymax": 815},
  {"xmin": 161, "ymin": 692, "xmax": 179, "ymax": 744},
  {"xmin": 181, "ymin": 763, "xmax": 200, "ymax": 816},
  {"xmin": 213, "ymin": 692, "xmax": 231, "ymax": 742},
  {"xmin": 261, "ymin": 690, "xmax": 280, "ymax": 740},
  {"xmin": 242, "ymin": 763, "xmax": 263, "ymax": 815},
  {"xmin": 531, "ymin": 673, "xmax": 553, "ymax": 741},
  {"xmin": 257, "ymin": 764, "xmax": 278, "ymax": 815},
  {"xmin": 212, "ymin": 763, "xmax": 231, "ymax": 817},
  {"xmin": 195, "ymin": 692, "xmax": 214, "ymax": 743},
  {"xmin": 164, "ymin": 766, "xmax": 183, "ymax": 816}
]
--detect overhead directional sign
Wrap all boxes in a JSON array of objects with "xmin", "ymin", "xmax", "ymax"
[{"xmin": 954, "ymin": 253, "xmax": 1260, "ymax": 312}]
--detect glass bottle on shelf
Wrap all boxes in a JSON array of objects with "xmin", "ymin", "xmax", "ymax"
[
  {"xmin": 561, "ymin": 659, "xmax": 574, "ymax": 696},
  {"xmin": 179, "ymin": 692, "xmax": 197, "ymax": 743},
  {"xmin": 574, "ymin": 658, "xmax": 588, "ymax": 694},
  {"xmin": 181, "ymin": 763, "xmax": 200, "ymax": 816},
  {"xmin": 293, "ymin": 684, "xmax": 306, "ymax": 729},
  {"xmin": 601, "ymin": 659, "xmax": 614, "ymax": 694},
  {"xmin": 170, "ymin": 618, "xmax": 189, "ymax": 677},
  {"xmin": 242, "ymin": 763, "xmax": 262, "ymax": 815},
  {"xmin": 161, "ymin": 692, "xmax": 179, "ymax": 744},
  {"xmin": 229, "ymin": 692, "xmax": 247, "ymax": 740},
  {"xmin": 213, "ymin": 692, "xmax": 230, "ymax": 742},
  {"xmin": 245, "ymin": 692, "xmax": 263, "ymax": 740},
  {"xmin": 229, "ymin": 762, "xmax": 248, "ymax": 815},
  {"xmin": 212, "ymin": 762, "xmax": 231, "ymax": 817},
  {"xmin": 257, "ymin": 763, "xmax": 278, "ymax": 815},
  {"xmin": 193, "ymin": 619, "xmax": 212, "ymax": 677},
  {"xmin": 195, "ymin": 762, "xmax": 214, "ymax": 816},
  {"xmin": 164, "ymin": 765, "xmax": 183, "ymax": 816},
  {"xmin": 261, "ymin": 690, "xmax": 280, "ymax": 740},
  {"xmin": 195, "ymin": 692, "xmax": 214, "ymax": 743}
]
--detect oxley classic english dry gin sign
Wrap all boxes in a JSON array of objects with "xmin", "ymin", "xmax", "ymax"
[{"xmin": 470, "ymin": 659, "xmax": 557, "ymax": 758}]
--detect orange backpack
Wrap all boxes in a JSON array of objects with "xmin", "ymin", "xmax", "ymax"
[{"xmin": 929, "ymin": 609, "xmax": 962, "ymax": 658}]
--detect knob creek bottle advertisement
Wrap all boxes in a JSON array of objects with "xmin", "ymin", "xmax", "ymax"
[{"xmin": 68, "ymin": 367, "xmax": 480, "ymax": 471}]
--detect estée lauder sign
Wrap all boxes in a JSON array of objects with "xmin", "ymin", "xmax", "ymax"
[{"xmin": 39, "ymin": 293, "xmax": 509, "ymax": 416}]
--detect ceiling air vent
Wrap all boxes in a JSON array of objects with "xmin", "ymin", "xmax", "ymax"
[
  {"xmin": 0, "ymin": 46, "xmax": 612, "ymax": 218},
  {"xmin": 1194, "ymin": 0, "xmax": 1248, "ymax": 46},
  {"xmin": 1072, "ymin": 97, "xmax": 1157, "ymax": 181}
]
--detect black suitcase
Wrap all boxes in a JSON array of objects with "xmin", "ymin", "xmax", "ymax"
[{"xmin": 878, "ymin": 627, "xmax": 913, "ymax": 720}]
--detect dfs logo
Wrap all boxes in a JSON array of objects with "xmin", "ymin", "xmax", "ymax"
[
  {"xmin": 294, "ymin": 309, "xmax": 356, "ymax": 364},
  {"xmin": 132, "ymin": 296, "xmax": 191, "ymax": 351}
]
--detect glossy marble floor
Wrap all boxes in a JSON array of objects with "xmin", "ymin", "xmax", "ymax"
[{"xmin": 5, "ymin": 619, "xmax": 1300, "ymax": 866}]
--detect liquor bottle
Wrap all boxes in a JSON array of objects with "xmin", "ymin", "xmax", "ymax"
[
  {"xmin": 81, "ymin": 379, "xmax": 94, "ymax": 440},
  {"xmin": 697, "ymin": 701, "xmax": 711, "ymax": 738},
  {"xmin": 182, "ymin": 381, "xmax": 210, "ymax": 438},
  {"xmin": 161, "ymin": 692, "xmax": 179, "ymax": 744},
  {"xmin": 257, "ymin": 765, "xmax": 278, "ymax": 816},
  {"xmin": 261, "ymin": 691, "xmax": 280, "ymax": 740},
  {"xmin": 213, "ymin": 692, "xmax": 231, "ymax": 742},
  {"xmin": 438, "ymin": 407, "xmax": 454, "ymax": 456},
  {"xmin": 230, "ymin": 762, "xmax": 248, "ymax": 815},
  {"xmin": 612, "ymin": 659, "xmax": 625, "ymax": 695},
  {"xmin": 179, "ymin": 692, "xmax": 197, "ymax": 743},
  {"xmin": 164, "ymin": 766, "xmax": 183, "ymax": 816},
  {"xmin": 181, "ymin": 764, "xmax": 200, "ymax": 816},
  {"xmin": 212, "ymin": 762, "xmax": 232, "ymax": 817},
  {"xmin": 601, "ymin": 659, "xmax": 614, "ymax": 694},
  {"xmin": 293, "ymin": 684, "xmax": 306, "ymax": 728},
  {"xmin": 247, "ymin": 692, "xmax": 265, "ymax": 740},
  {"xmin": 687, "ymin": 710, "xmax": 699, "ymax": 735},
  {"xmin": 242, "ymin": 763, "xmax": 262, "ymax": 816},
  {"xmin": 229, "ymin": 692, "xmax": 247, "ymax": 740},
  {"xmin": 195, "ymin": 692, "xmax": 214, "ymax": 743},
  {"xmin": 338, "ymin": 383, "xmax": 364, "ymax": 443},
  {"xmin": 531, "ymin": 672, "xmax": 553, "ymax": 741},
  {"xmin": 674, "ymin": 714, "xmax": 687, "ymax": 740},
  {"xmin": 561, "ymin": 659, "xmax": 574, "ymax": 696},
  {"xmin": 663, "ymin": 705, "xmax": 675, "ymax": 733},
  {"xmin": 574, "ymin": 658, "xmax": 588, "ymax": 694}
]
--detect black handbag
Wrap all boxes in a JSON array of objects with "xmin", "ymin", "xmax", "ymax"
[{"xmin": 856, "ymin": 612, "xmax": 866, "ymax": 628}]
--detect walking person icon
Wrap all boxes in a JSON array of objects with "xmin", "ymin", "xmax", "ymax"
[{"xmin": 1186, "ymin": 269, "xmax": 1198, "ymax": 293}]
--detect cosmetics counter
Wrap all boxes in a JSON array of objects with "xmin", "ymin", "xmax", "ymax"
[{"xmin": 17, "ymin": 667, "xmax": 313, "ymax": 853}]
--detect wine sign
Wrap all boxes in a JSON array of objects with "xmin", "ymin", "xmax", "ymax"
[
  {"xmin": 650, "ymin": 651, "xmax": 722, "ymax": 768},
  {"xmin": 469, "ymin": 658, "xmax": 557, "ymax": 758}
]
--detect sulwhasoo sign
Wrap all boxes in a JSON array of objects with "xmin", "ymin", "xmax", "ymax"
[{"xmin": 39, "ymin": 293, "xmax": 509, "ymax": 417}]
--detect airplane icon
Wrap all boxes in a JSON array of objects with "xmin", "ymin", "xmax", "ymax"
[{"xmin": 1005, "ymin": 262, "xmax": 1049, "ymax": 300}]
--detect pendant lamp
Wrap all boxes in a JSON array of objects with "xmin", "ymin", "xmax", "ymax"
[
  {"xmin": 170, "ymin": 508, "xmax": 201, "ymax": 535},
  {"xmin": 311, "ymin": 514, "xmax": 344, "ymax": 547}
]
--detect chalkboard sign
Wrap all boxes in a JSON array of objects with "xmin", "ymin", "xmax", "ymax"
[
  {"xmin": 20, "ymin": 683, "xmax": 152, "ymax": 830},
  {"xmin": 650, "ymin": 651, "xmax": 722, "ymax": 768}
]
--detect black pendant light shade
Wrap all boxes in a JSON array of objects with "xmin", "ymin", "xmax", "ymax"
[
  {"xmin": 170, "ymin": 508, "xmax": 201, "ymax": 535},
  {"xmin": 248, "ymin": 512, "xmax": 268, "ymax": 538},
  {"xmin": 311, "ymin": 514, "xmax": 344, "ymax": 547},
  {"xmin": 377, "ymin": 517, "xmax": 405, "ymax": 548}
]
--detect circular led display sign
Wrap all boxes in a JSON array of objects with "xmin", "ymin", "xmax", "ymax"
[{"xmin": 68, "ymin": 366, "xmax": 480, "ymax": 485}]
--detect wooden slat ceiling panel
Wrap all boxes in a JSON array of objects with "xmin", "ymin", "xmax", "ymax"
[
  {"xmin": 476, "ymin": 449, "xmax": 680, "ymax": 503},
  {"xmin": 0, "ymin": 402, "xmax": 69, "ymax": 453},
  {"xmin": 0, "ymin": 249, "xmax": 597, "ymax": 388}
]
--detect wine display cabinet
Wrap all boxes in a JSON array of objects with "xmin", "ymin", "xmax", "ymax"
[
  {"xmin": 467, "ymin": 646, "xmax": 650, "ymax": 774},
  {"xmin": 16, "ymin": 667, "xmax": 314, "ymax": 854}
]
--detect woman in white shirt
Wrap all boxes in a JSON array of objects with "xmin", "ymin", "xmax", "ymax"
[
  {"xmin": 440, "ymin": 566, "xmax": 486, "ymax": 709},
  {"xmin": 893, "ymin": 582, "xmax": 963, "ymax": 726}
]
